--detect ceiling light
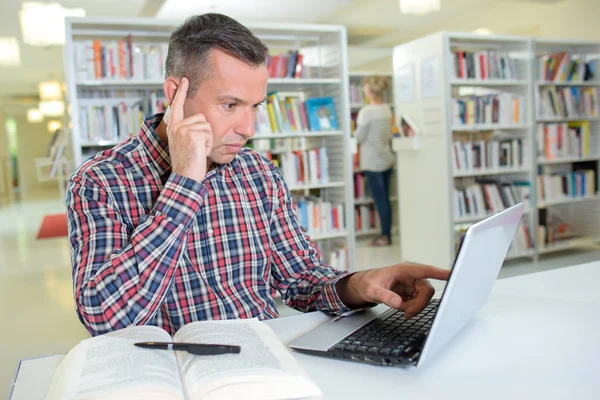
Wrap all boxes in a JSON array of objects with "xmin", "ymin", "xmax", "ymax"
[
  {"xmin": 27, "ymin": 109, "xmax": 44, "ymax": 123},
  {"xmin": 47, "ymin": 120, "xmax": 62, "ymax": 133},
  {"xmin": 399, "ymin": 0, "xmax": 440, "ymax": 15},
  {"xmin": 39, "ymin": 100, "xmax": 65, "ymax": 117},
  {"xmin": 0, "ymin": 37, "xmax": 21, "ymax": 66},
  {"xmin": 473, "ymin": 28, "xmax": 493, "ymax": 35},
  {"xmin": 20, "ymin": 2, "xmax": 85, "ymax": 46},
  {"xmin": 39, "ymin": 80, "xmax": 63, "ymax": 100}
]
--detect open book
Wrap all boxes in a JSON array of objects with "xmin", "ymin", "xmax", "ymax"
[{"xmin": 45, "ymin": 319, "xmax": 322, "ymax": 400}]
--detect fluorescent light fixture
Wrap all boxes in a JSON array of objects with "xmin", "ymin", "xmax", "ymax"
[
  {"xmin": 47, "ymin": 120, "xmax": 62, "ymax": 132},
  {"xmin": 39, "ymin": 100, "xmax": 65, "ymax": 117},
  {"xmin": 473, "ymin": 28, "xmax": 493, "ymax": 35},
  {"xmin": 39, "ymin": 81, "xmax": 62, "ymax": 100},
  {"xmin": 0, "ymin": 37, "xmax": 21, "ymax": 66},
  {"xmin": 27, "ymin": 109, "xmax": 44, "ymax": 123},
  {"xmin": 20, "ymin": 2, "xmax": 85, "ymax": 46},
  {"xmin": 399, "ymin": 0, "xmax": 440, "ymax": 15}
]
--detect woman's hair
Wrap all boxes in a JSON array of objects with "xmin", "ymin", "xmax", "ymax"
[{"xmin": 362, "ymin": 76, "xmax": 389, "ymax": 100}]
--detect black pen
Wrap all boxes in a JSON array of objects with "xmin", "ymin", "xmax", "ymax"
[{"xmin": 134, "ymin": 342, "xmax": 241, "ymax": 355}]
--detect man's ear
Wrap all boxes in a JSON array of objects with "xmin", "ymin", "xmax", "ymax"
[{"xmin": 163, "ymin": 77, "xmax": 180, "ymax": 105}]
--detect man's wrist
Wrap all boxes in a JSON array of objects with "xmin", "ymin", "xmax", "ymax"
[{"xmin": 335, "ymin": 272, "xmax": 370, "ymax": 309}]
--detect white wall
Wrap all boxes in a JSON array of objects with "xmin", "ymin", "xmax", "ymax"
[{"xmin": 11, "ymin": 112, "xmax": 60, "ymax": 200}]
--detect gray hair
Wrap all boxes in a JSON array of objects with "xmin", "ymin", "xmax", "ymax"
[{"xmin": 165, "ymin": 13, "xmax": 269, "ymax": 96}]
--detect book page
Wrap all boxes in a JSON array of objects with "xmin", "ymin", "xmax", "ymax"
[
  {"xmin": 174, "ymin": 319, "xmax": 322, "ymax": 400},
  {"xmin": 46, "ymin": 325, "xmax": 184, "ymax": 400}
]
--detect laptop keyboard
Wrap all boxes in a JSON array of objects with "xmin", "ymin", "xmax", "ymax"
[{"xmin": 327, "ymin": 299, "xmax": 440, "ymax": 364}]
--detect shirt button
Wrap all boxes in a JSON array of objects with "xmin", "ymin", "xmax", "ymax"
[
  {"xmin": 207, "ymin": 228, "xmax": 213, "ymax": 235},
  {"xmin": 215, "ymin": 275, "xmax": 221, "ymax": 281}
]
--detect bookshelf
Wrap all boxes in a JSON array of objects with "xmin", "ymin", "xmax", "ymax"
[
  {"xmin": 392, "ymin": 32, "xmax": 536, "ymax": 268},
  {"xmin": 393, "ymin": 32, "xmax": 600, "ymax": 268},
  {"xmin": 533, "ymin": 38, "xmax": 600, "ymax": 254},
  {"xmin": 63, "ymin": 17, "xmax": 355, "ymax": 271},
  {"xmin": 348, "ymin": 72, "xmax": 398, "ymax": 240}
]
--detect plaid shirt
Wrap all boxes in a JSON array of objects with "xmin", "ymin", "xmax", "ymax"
[{"xmin": 66, "ymin": 113, "xmax": 352, "ymax": 336}]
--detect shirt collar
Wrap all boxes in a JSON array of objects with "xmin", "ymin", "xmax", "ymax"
[{"xmin": 139, "ymin": 113, "xmax": 172, "ymax": 176}]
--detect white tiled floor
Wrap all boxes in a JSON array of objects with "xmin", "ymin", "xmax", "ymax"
[{"xmin": 1, "ymin": 197, "xmax": 599, "ymax": 395}]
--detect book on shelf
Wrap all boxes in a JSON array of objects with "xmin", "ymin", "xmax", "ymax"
[
  {"xmin": 537, "ymin": 169, "xmax": 596, "ymax": 202},
  {"xmin": 355, "ymin": 204, "xmax": 378, "ymax": 232},
  {"xmin": 267, "ymin": 148, "xmax": 329, "ymax": 187},
  {"xmin": 304, "ymin": 97, "xmax": 339, "ymax": 132},
  {"xmin": 537, "ymin": 208, "xmax": 577, "ymax": 248},
  {"xmin": 536, "ymin": 121, "xmax": 591, "ymax": 160},
  {"xmin": 451, "ymin": 50, "xmax": 518, "ymax": 81},
  {"xmin": 537, "ymin": 86, "xmax": 599, "ymax": 119},
  {"xmin": 293, "ymin": 196, "xmax": 345, "ymax": 236},
  {"xmin": 353, "ymin": 173, "xmax": 368, "ymax": 199},
  {"xmin": 73, "ymin": 37, "xmax": 168, "ymax": 82},
  {"xmin": 78, "ymin": 102, "xmax": 145, "ymax": 143},
  {"xmin": 328, "ymin": 247, "xmax": 348, "ymax": 271},
  {"xmin": 453, "ymin": 179, "xmax": 531, "ymax": 220},
  {"xmin": 315, "ymin": 243, "xmax": 348, "ymax": 271},
  {"xmin": 266, "ymin": 50, "xmax": 304, "ymax": 79},
  {"xmin": 452, "ymin": 92, "xmax": 526, "ymax": 126},
  {"xmin": 538, "ymin": 52, "xmax": 597, "ymax": 82},
  {"xmin": 45, "ymin": 319, "xmax": 322, "ymax": 400},
  {"xmin": 452, "ymin": 138, "xmax": 527, "ymax": 172},
  {"xmin": 255, "ymin": 92, "xmax": 311, "ymax": 135}
]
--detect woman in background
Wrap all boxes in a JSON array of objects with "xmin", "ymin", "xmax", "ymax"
[{"xmin": 355, "ymin": 76, "xmax": 395, "ymax": 247}]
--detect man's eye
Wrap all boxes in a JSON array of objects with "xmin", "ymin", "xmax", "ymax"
[
  {"xmin": 225, "ymin": 103, "xmax": 237, "ymax": 110},
  {"xmin": 253, "ymin": 102, "xmax": 264, "ymax": 109}
]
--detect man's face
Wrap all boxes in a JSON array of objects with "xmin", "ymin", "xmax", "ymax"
[{"xmin": 185, "ymin": 49, "xmax": 268, "ymax": 164}]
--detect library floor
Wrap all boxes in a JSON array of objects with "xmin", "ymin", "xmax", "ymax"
[{"xmin": 2, "ymin": 197, "xmax": 600, "ymax": 395}]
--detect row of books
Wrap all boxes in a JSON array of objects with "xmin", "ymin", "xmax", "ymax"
[
  {"xmin": 537, "ymin": 170, "xmax": 596, "ymax": 201},
  {"xmin": 538, "ymin": 209, "xmax": 576, "ymax": 248},
  {"xmin": 451, "ymin": 138, "xmax": 527, "ymax": 172},
  {"xmin": 353, "ymin": 173, "xmax": 370, "ymax": 200},
  {"xmin": 538, "ymin": 52, "xmax": 597, "ymax": 82},
  {"xmin": 355, "ymin": 205, "xmax": 378, "ymax": 232},
  {"xmin": 294, "ymin": 197, "xmax": 345, "ymax": 236},
  {"xmin": 537, "ymin": 86, "xmax": 599, "ymax": 119},
  {"xmin": 451, "ymin": 50, "xmax": 518, "ymax": 81},
  {"xmin": 452, "ymin": 93, "xmax": 526, "ymax": 126},
  {"xmin": 453, "ymin": 180, "xmax": 531, "ymax": 220},
  {"xmin": 73, "ymin": 38, "xmax": 167, "ymax": 82},
  {"xmin": 536, "ymin": 122, "xmax": 590, "ymax": 160},
  {"xmin": 509, "ymin": 223, "xmax": 534, "ymax": 254},
  {"xmin": 349, "ymin": 81, "xmax": 391, "ymax": 105},
  {"xmin": 255, "ymin": 94, "xmax": 339, "ymax": 135},
  {"xmin": 78, "ymin": 103, "xmax": 144, "ymax": 143},
  {"xmin": 266, "ymin": 51, "xmax": 304, "ymax": 79},
  {"xmin": 276, "ymin": 148, "xmax": 330, "ymax": 186},
  {"xmin": 316, "ymin": 245, "xmax": 348, "ymax": 271}
]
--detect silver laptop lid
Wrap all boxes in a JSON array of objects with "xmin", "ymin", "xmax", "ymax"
[{"xmin": 417, "ymin": 202, "xmax": 524, "ymax": 367}]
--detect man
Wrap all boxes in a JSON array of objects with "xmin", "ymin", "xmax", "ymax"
[{"xmin": 66, "ymin": 13, "xmax": 449, "ymax": 337}]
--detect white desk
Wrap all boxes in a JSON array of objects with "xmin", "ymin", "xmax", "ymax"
[
  {"xmin": 9, "ymin": 262, "xmax": 600, "ymax": 400},
  {"xmin": 492, "ymin": 261, "xmax": 600, "ymax": 303}
]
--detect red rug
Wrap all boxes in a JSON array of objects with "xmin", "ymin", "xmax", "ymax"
[{"xmin": 37, "ymin": 213, "xmax": 68, "ymax": 240}]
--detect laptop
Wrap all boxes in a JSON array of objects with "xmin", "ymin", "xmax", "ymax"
[{"xmin": 289, "ymin": 202, "xmax": 524, "ymax": 368}]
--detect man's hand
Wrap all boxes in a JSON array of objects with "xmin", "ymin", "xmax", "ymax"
[
  {"xmin": 166, "ymin": 77, "xmax": 213, "ymax": 183},
  {"xmin": 336, "ymin": 264, "xmax": 451, "ymax": 319}
]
